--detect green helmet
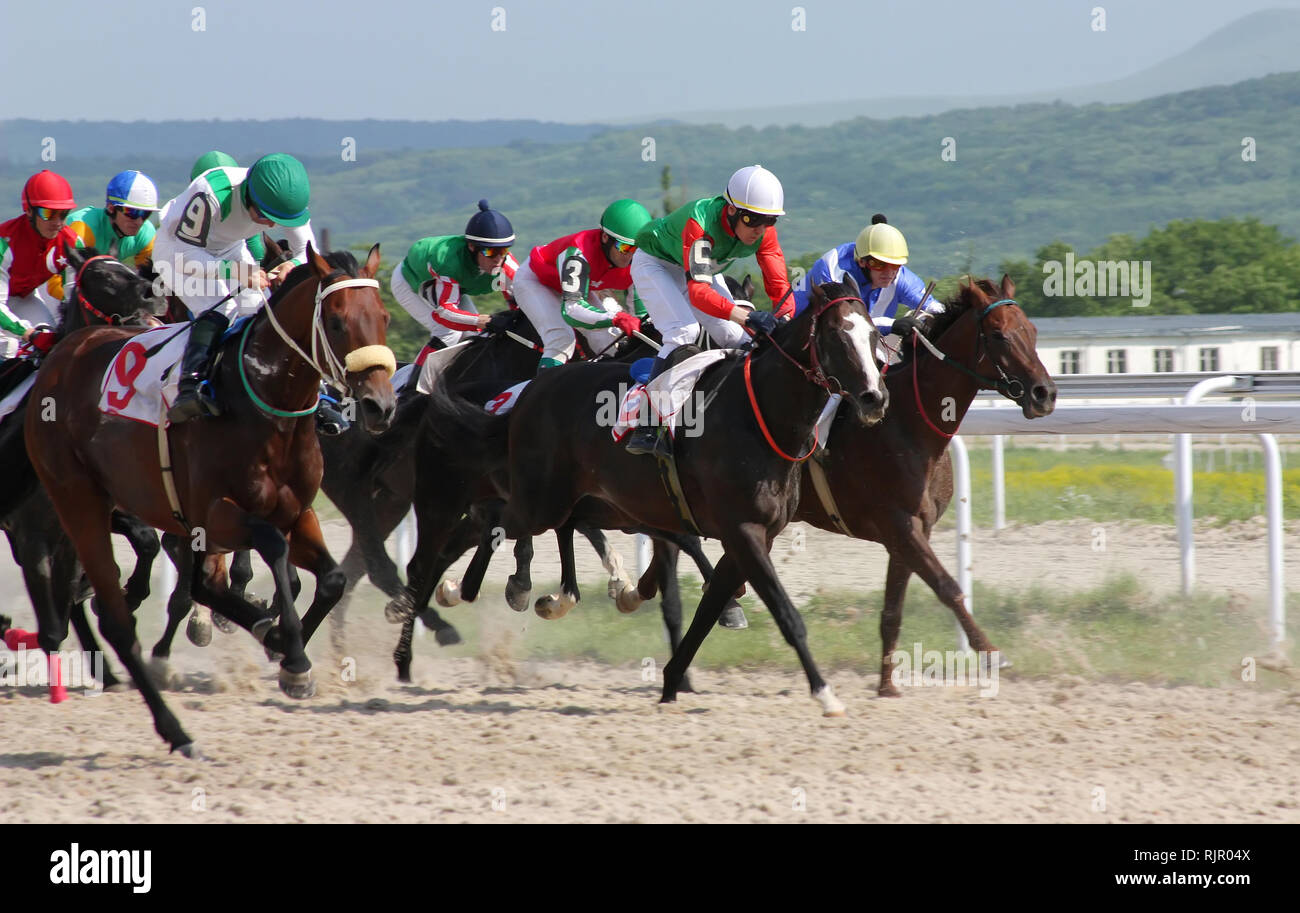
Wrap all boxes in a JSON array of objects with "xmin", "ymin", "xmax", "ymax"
[
  {"xmin": 191, "ymin": 150, "xmax": 239, "ymax": 182},
  {"xmin": 599, "ymin": 199, "xmax": 653, "ymax": 246},
  {"xmin": 245, "ymin": 153, "xmax": 311, "ymax": 227}
]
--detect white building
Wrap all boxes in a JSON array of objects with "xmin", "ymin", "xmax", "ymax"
[{"xmin": 1032, "ymin": 314, "xmax": 1300, "ymax": 376}]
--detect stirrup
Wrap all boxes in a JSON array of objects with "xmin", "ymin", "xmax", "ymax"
[
  {"xmin": 167, "ymin": 380, "xmax": 220, "ymax": 423},
  {"xmin": 316, "ymin": 400, "xmax": 350, "ymax": 436},
  {"xmin": 625, "ymin": 425, "xmax": 661, "ymax": 456}
]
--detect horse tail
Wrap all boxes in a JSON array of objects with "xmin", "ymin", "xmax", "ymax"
[
  {"xmin": 423, "ymin": 378, "xmax": 510, "ymax": 471},
  {"xmin": 0, "ymin": 398, "xmax": 40, "ymax": 521}
]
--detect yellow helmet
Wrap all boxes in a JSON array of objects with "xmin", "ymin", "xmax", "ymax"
[{"xmin": 854, "ymin": 222, "xmax": 909, "ymax": 265}]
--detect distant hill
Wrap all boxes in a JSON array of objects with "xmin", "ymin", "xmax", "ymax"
[
  {"xmin": 0, "ymin": 118, "xmax": 612, "ymax": 164},
  {"xmin": 2, "ymin": 71, "xmax": 1297, "ymax": 282},
  {"xmin": 634, "ymin": 8, "xmax": 1300, "ymax": 127}
]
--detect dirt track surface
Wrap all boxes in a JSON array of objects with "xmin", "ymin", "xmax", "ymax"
[{"xmin": 2, "ymin": 518, "xmax": 1297, "ymax": 823}]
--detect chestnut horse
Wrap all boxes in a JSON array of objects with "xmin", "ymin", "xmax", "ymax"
[
  {"xmin": 793, "ymin": 276, "xmax": 1056, "ymax": 692},
  {"xmin": 24, "ymin": 244, "xmax": 396, "ymax": 755}
]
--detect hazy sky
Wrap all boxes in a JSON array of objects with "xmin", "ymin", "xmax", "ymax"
[{"xmin": 2, "ymin": 0, "xmax": 1296, "ymax": 122}]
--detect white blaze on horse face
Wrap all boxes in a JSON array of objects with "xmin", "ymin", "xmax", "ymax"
[{"xmin": 842, "ymin": 312, "xmax": 884, "ymax": 397}]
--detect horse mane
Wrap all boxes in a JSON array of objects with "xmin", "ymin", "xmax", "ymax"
[
  {"xmin": 893, "ymin": 277, "xmax": 998, "ymax": 367},
  {"xmin": 267, "ymin": 249, "xmax": 360, "ymax": 307}
]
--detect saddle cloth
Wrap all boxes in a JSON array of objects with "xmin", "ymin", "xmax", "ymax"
[
  {"xmin": 610, "ymin": 350, "xmax": 728, "ymax": 442},
  {"xmin": 97, "ymin": 324, "xmax": 190, "ymax": 426},
  {"xmin": 0, "ymin": 373, "xmax": 37, "ymax": 425}
]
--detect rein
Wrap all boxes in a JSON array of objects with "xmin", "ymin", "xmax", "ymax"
[
  {"xmin": 909, "ymin": 297, "xmax": 1023, "ymax": 439},
  {"xmin": 240, "ymin": 272, "xmax": 393, "ymax": 419},
  {"xmin": 743, "ymin": 293, "xmax": 855, "ymax": 462}
]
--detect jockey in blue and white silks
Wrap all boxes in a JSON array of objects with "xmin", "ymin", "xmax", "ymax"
[{"xmin": 792, "ymin": 217, "xmax": 941, "ymax": 350}]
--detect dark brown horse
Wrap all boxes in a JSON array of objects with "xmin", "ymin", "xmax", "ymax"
[
  {"xmin": 792, "ymin": 276, "xmax": 1055, "ymax": 693},
  {"xmin": 498, "ymin": 281, "xmax": 888, "ymax": 714},
  {"xmin": 25, "ymin": 244, "xmax": 396, "ymax": 755}
]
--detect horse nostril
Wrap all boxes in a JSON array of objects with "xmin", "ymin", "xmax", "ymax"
[{"xmin": 1032, "ymin": 384, "xmax": 1051, "ymax": 403}]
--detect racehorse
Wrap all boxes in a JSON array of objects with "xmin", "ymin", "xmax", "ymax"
[
  {"xmin": 25, "ymin": 244, "xmax": 396, "ymax": 755},
  {"xmin": 497, "ymin": 280, "xmax": 887, "ymax": 714},
  {"xmin": 0, "ymin": 246, "xmax": 171, "ymax": 695},
  {"xmin": 793, "ymin": 275, "xmax": 1055, "ymax": 693}
]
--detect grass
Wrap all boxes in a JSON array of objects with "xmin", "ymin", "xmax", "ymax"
[
  {"xmin": 948, "ymin": 442, "xmax": 1300, "ymax": 527},
  {"xmin": 398, "ymin": 572, "xmax": 1298, "ymax": 691}
]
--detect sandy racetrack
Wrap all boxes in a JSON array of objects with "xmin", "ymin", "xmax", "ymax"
[{"xmin": 2, "ymin": 518, "xmax": 1297, "ymax": 823}]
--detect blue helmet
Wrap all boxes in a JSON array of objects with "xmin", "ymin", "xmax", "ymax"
[
  {"xmin": 464, "ymin": 199, "xmax": 514, "ymax": 247},
  {"xmin": 105, "ymin": 170, "xmax": 160, "ymax": 211}
]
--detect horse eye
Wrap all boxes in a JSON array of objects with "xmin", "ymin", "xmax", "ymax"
[
  {"xmin": 328, "ymin": 314, "xmax": 345, "ymax": 333},
  {"xmin": 990, "ymin": 330, "xmax": 1007, "ymax": 343}
]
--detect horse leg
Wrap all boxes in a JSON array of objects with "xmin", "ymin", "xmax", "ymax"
[
  {"xmin": 66, "ymin": 497, "xmax": 194, "ymax": 753},
  {"xmin": 653, "ymin": 540, "xmax": 694, "ymax": 694},
  {"xmin": 534, "ymin": 523, "xmax": 580, "ymax": 620},
  {"xmin": 245, "ymin": 516, "xmax": 315, "ymax": 699},
  {"xmin": 148, "ymin": 533, "xmax": 197, "ymax": 688},
  {"xmin": 674, "ymin": 533, "xmax": 748, "ymax": 630},
  {"xmin": 69, "ymin": 597, "xmax": 123, "ymax": 691},
  {"xmin": 886, "ymin": 515, "xmax": 1001, "ymax": 667},
  {"xmin": 505, "ymin": 534, "xmax": 533, "ymax": 613},
  {"xmin": 575, "ymin": 523, "xmax": 630, "ymax": 601},
  {"xmin": 876, "ymin": 553, "xmax": 913, "ymax": 697},
  {"xmin": 441, "ymin": 508, "xmax": 493, "ymax": 606},
  {"xmin": 216, "ymin": 550, "xmax": 255, "ymax": 633},
  {"xmin": 286, "ymin": 509, "xmax": 346, "ymax": 655},
  {"xmin": 660, "ymin": 552, "xmax": 744, "ymax": 705},
  {"xmin": 109, "ymin": 511, "xmax": 159, "ymax": 611}
]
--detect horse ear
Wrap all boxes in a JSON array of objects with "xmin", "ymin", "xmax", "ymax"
[
  {"xmin": 810, "ymin": 282, "xmax": 826, "ymax": 306},
  {"xmin": 741, "ymin": 274, "xmax": 755, "ymax": 300},
  {"xmin": 1000, "ymin": 273, "xmax": 1016, "ymax": 300},
  {"xmin": 362, "ymin": 243, "xmax": 381, "ymax": 279},
  {"xmin": 306, "ymin": 242, "xmax": 332, "ymax": 277},
  {"xmin": 64, "ymin": 242, "xmax": 85, "ymax": 273}
]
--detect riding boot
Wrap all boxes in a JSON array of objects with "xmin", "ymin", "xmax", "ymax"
[
  {"xmin": 625, "ymin": 344, "xmax": 699, "ymax": 455},
  {"xmin": 167, "ymin": 310, "xmax": 230, "ymax": 424},
  {"xmin": 316, "ymin": 389, "xmax": 350, "ymax": 436}
]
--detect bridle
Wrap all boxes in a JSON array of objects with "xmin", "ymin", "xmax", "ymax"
[
  {"xmin": 910, "ymin": 297, "xmax": 1025, "ymax": 439},
  {"xmin": 75, "ymin": 254, "xmax": 153, "ymax": 326},
  {"xmin": 240, "ymin": 270, "xmax": 394, "ymax": 419},
  {"xmin": 743, "ymin": 293, "xmax": 865, "ymax": 462}
]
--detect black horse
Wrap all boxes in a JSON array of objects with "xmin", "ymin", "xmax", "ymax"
[
  {"xmin": 496, "ymin": 281, "xmax": 888, "ymax": 714},
  {"xmin": 0, "ymin": 246, "xmax": 171, "ymax": 696}
]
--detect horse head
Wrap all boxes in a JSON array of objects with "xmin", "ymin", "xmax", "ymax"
[
  {"xmin": 943, "ymin": 275, "xmax": 1056, "ymax": 419},
  {"xmin": 304, "ymin": 243, "xmax": 397, "ymax": 433},
  {"xmin": 62, "ymin": 243, "xmax": 170, "ymax": 332},
  {"xmin": 796, "ymin": 280, "xmax": 889, "ymax": 426}
]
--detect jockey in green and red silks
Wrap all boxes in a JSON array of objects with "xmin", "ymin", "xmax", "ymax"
[{"xmin": 0, "ymin": 170, "xmax": 81, "ymax": 358}]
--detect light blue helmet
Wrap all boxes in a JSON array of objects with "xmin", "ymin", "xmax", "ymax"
[{"xmin": 106, "ymin": 170, "xmax": 160, "ymax": 212}]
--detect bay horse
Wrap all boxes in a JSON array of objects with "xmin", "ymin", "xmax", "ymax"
[
  {"xmin": 25, "ymin": 244, "xmax": 396, "ymax": 755},
  {"xmin": 497, "ymin": 280, "xmax": 888, "ymax": 714},
  {"xmin": 793, "ymin": 275, "xmax": 1055, "ymax": 693}
]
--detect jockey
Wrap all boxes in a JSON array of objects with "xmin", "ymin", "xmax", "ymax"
[
  {"xmin": 0, "ymin": 171, "xmax": 79, "ymax": 359},
  {"xmin": 156, "ymin": 153, "xmax": 317, "ymax": 423},
  {"xmin": 624, "ymin": 165, "xmax": 794, "ymax": 454},
  {"xmin": 49, "ymin": 170, "xmax": 161, "ymax": 301},
  {"xmin": 792, "ymin": 215, "xmax": 940, "ymax": 352},
  {"xmin": 190, "ymin": 151, "xmax": 267, "ymax": 264},
  {"xmin": 391, "ymin": 199, "xmax": 519, "ymax": 363},
  {"xmin": 511, "ymin": 198, "xmax": 652, "ymax": 371}
]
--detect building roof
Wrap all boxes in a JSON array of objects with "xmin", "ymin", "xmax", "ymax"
[{"xmin": 1031, "ymin": 313, "xmax": 1300, "ymax": 340}]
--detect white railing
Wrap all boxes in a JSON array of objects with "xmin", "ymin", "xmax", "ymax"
[{"xmin": 954, "ymin": 375, "xmax": 1297, "ymax": 647}]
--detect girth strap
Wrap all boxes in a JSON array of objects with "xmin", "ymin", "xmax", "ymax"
[
  {"xmin": 654, "ymin": 439, "xmax": 703, "ymax": 537},
  {"xmin": 807, "ymin": 454, "xmax": 853, "ymax": 537},
  {"xmin": 157, "ymin": 405, "xmax": 190, "ymax": 532}
]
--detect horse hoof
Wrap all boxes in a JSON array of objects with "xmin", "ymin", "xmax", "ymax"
[
  {"xmin": 615, "ymin": 584, "xmax": 643, "ymax": 615},
  {"xmin": 278, "ymin": 667, "xmax": 316, "ymax": 700},
  {"xmin": 815, "ymin": 685, "xmax": 846, "ymax": 717},
  {"xmin": 384, "ymin": 590, "xmax": 415, "ymax": 624},
  {"xmin": 212, "ymin": 611, "xmax": 237, "ymax": 634},
  {"xmin": 607, "ymin": 576, "xmax": 629, "ymax": 600},
  {"xmin": 535, "ymin": 592, "xmax": 576, "ymax": 620},
  {"xmin": 104, "ymin": 682, "xmax": 131, "ymax": 694},
  {"xmin": 396, "ymin": 665, "xmax": 412, "ymax": 683},
  {"xmin": 678, "ymin": 675, "xmax": 695, "ymax": 694},
  {"xmin": 433, "ymin": 625, "xmax": 462, "ymax": 647},
  {"xmin": 173, "ymin": 741, "xmax": 203, "ymax": 760},
  {"xmin": 186, "ymin": 607, "xmax": 212, "ymax": 647},
  {"xmin": 505, "ymin": 577, "xmax": 531, "ymax": 613},
  {"xmin": 435, "ymin": 579, "xmax": 462, "ymax": 607},
  {"xmin": 878, "ymin": 680, "xmax": 902, "ymax": 698},
  {"xmin": 718, "ymin": 604, "xmax": 748, "ymax": 630},
  {"xmin": 148, "ymin": 656, "xmax": 179, "ymax": 690}
]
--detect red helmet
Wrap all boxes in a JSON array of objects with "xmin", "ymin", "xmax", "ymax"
[{"xmin": 22, "ymin": 170, "xmax": 75, "ymax": 211}]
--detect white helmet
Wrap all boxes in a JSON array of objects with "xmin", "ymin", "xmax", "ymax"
[
  {"xmin": 105, "ymin": 170, "xmax": 160, "ymax": 212},
  {"xmin": 724, "ymin": 165, "xmax": 785, "ymax": 216}
]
